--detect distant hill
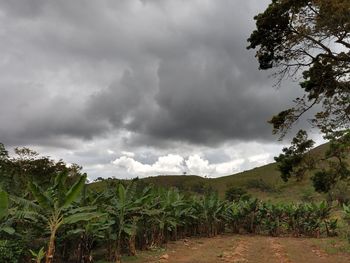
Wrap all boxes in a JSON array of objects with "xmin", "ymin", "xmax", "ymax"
[{"xmin": 91, "ymin": 143, "xmax": 331, "ymax": 202}]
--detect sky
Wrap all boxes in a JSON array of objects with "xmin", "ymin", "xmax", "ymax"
[{"xmin": 0, "ymin": 0, "xmax": 323, "ymax": 180}]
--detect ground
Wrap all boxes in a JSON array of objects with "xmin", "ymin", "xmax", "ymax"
[{"xmin": 119, "ymin": 235, "xmax": 350, "ymax": 263}]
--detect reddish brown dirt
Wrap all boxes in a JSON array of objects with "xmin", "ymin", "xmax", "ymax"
[{"xmin": 132, "ymin": 235, "xmax": 350, "ymax": 263}]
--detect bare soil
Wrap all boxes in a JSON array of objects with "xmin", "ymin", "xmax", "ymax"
[{"xmin": 126, "ymin": 235, "xmax": 350, "ymax": 263}]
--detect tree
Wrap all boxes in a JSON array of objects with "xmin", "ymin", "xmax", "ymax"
[
  {"xmin": 248, "ymin": 0, "xmax": 349, "ymax": 135},
  {"xmin": 0, "ymin": 144, "xmax": 12, "ymax": 194},
  {"xmin": 12, "ymin": 147, "xmax": 81, "ymax": 191},
  {"xmin": 0, "ymin": 189, "xmax": 15, "ymax": 236},
  {"xmin": 0, "ymin": 143, "xmax": 8, "ymax": 161},
  {"xmin": 274, "ymin": 130, "xmax": 315, "ymax": 182},
  {"xmin": 248, "ymin": 0, "xmax": 350, "ymax": 190},
  {"xmin": 312, "ymin": 131, "xmax": 350, "ymax": 192},
  {"xmin": 0, "ymin": 145, "xmax": 85, "ymax": 196}
]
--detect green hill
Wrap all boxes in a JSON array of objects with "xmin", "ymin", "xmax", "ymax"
[{"xmin": 91, "ymin": 143, "xmax": 332, "ymax": 202}]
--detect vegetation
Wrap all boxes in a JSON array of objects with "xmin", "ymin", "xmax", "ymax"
[
  {"xmin": 248, "ymin": 0, "xmax": 350, "ymax": 137},
  {"xmin": 0, "ymin": 142, "xmax": 346, "ymax": 262},
  {"xmin": 0, "ymin": 182, "xmax": 340, "ymax": 262},
  {"xmin": 343, "ymin": 204, "xmax": 350, "ymax": 242},
  {"xmin": 1, "ymin": 3, "xmax": 349, "ymax": 258},
  {"xmin": 225, "ymin": 186, "xmax": 251, "ymax": 202},
  {"xmin": 248, "ymin": 0, "xmax": 350, "ymax": 199}
]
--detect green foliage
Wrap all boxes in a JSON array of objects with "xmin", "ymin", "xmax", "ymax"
[
  {"xmin": 226, "ymin": 199, "xmax": 335, "ymax": 237},
  {"xmin": 0, "ymin": 189, "xmax": 8, "ymax": 220},
  {"xmin": 0, "ymin": 240, "xmax": 24, "ymax": 263},
  {"xmin": 24, "ymin": 172, "xmax": 98, "ymax": 263},
  {"xmin": 249, "ymin": 0, "xmax": 350, "ymax": 194},
  {"xmin": 0, "ymin": 144, "xmax": 85, "ymax": 196},
  {"xmin": 225, "ymin": 187, "xmax": 251, "ymax": 202},
  {"xmin": 0, "ymin": 144, "xmax": 344, "ymax": 262},
  {"xmin": 343, "ymin": 204, "xmax": 350, "ymax": 224},
  {"xmin": 0, "ymin": 189, "xmax": 15, "ymax": 236},
  {"xmin": 63, "ymin": 174, "xmax": 87, "ymax": 208},
  {"xmin": 343, "ymin": 204, "xmax": 350, "ymax": 243},
  {"xmin": 29, "ymin": 247, "xmax": 45, "ymax": 263},
  {"xmin": 312, "ymin": 131, "xmax": 350, "ymax": 193},
  {"xmin": 274, "ymin": 130, "xmax": 315, "ymax": 182},
  {"xmin": 248, "ymin": 0, "xmax": 350, "ymax": 136}
]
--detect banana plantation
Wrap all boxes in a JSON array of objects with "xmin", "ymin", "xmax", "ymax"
[{"xmin": 0, "ymin": 171, "xmax": 343, "ymax": 263}]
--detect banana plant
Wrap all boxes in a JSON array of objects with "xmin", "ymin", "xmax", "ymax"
[
  {"xmin": 106, "ymin": 183, "xmax": 148, "ymax": 263},
  {"xmin": 28, "ymin": 172, "xmax": 99, "ymax": 263},
  {"xmin": 344, "ymin": 203, "xmax": 350, "ymax": 223},
  {"xmin": 0, "ymin": 189, "xmax": 15, "ymax": 235},
  {"xmin": 194, "ymin": 192, "xmax": 225, "ymax": 236},
  {"xmin": 155, "ymin": 188, "xmax": 184, "ymax": 243},
  {"xmin": 67, "ymin": 190, "xmax": 111, "ymax": 262},
  {"xmin": 344, "ymin": 204, "xmax": 350, "ymax": 242},
  {"xmin": 29, "ymin": 247, "xmax": 45, "ymax": 263},
  {"xmin": 225, "ymin": 201, "xmax": 242, "ymax": 233}
]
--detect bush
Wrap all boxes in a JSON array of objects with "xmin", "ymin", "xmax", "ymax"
[
  {"xmin": 225, "ymin": 187, "xmax": 251, "ymax": 202},
  {"xmin": 343, "ymin": 204, "xmax": 350, "ymax": 243},
  {"xmin": 0, "ymin": 240, "xmax": 24, "ymax": 263},
  {"xmin": 328, "ymin": 182, "xmax": 350, "ymax": 205}
]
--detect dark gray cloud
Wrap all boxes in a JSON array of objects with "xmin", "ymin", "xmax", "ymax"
[
  {"xmin": 0, "ymin": 0, "xmax": 325, "ymax": 181},
  {"xmin": 0, "ymin": 0, "xmax": 306, "ymax": 155}
]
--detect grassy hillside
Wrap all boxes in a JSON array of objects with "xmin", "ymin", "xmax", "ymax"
[
  {"xmin": 209, "ymin": 143, "xmax": 329, "ymax": 201},
  {"xmin": 91, "ymin": 143, "xmax": 331, "ymax": 202}
]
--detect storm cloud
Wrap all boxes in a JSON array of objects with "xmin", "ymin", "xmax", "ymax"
[{"xmin": 0, "ymin": 0, "xmax": 313, "ymax": 178}]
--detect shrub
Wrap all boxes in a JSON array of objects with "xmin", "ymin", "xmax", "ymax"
[
  {"xmin": 328, "ymin": 182, "xmax": 350, "ymax": 205},
  {"xmin": 0, "ymin": 239, "xmax": 24, "ymax": 263},
  {"xmin": 225, "ymin": 187, "xmax": 251, "ymax": 202},
  {"xmin": 343, "ymin": 204, "xmax": 350, "ymax": 243}
]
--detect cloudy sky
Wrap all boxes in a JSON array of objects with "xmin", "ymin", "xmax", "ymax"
[{"xmin": 0, "ymin": 0, "xmax": 322, "ymax": 180}]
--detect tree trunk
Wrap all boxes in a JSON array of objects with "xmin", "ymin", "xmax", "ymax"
[
  {"xmin": 128, "ymin": 235, "xmax": 136, "ymax": 256},
  {"xmin": 115, "ymin": 236, "xmax": 122, "ymax": 263},
  {"xmin": 45, "ymin": 228, "xmax": 57, "ymax": 263}
]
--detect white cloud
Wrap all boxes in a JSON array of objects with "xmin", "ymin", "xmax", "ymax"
[
  {"xmin": 215, "ymin": 158, "xmax": 245, "ymax": 174},
  {"xmin": 248, "ymin": 153, "xmax": 270, "ymax": 165},
  {"xmin": 185, "ymin": 154, "xmax": 212, "ymax": 175},
  {"xmin": 112, "ymin": 153, "xmax": 246, "ymax": 178},
  {"xmin": 113, "ymin": 154, "xmax": 184, "ymax": 176},
  {"xmin": 185, "ymin": 154, "xmax": 244, "ymax": 176}
]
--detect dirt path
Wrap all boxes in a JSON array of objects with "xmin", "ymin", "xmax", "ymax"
[{"xmin": 133, "ymin": 235, "xmax": 350, "ymax": 263}]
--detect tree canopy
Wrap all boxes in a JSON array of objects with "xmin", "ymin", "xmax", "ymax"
[
  {"xmin": 248, "ymin": 0, "xmax": 349, "ymax": 135},
  {"xmin": 248, "ymin": 0, "xmax": 350, "ymax": 191}
]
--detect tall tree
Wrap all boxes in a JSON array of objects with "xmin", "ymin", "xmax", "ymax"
[
  {"xmin": 248, "ymin": 0, "xmax": 350, "ymax": 190},
  {"xmin": 0, "ymin": 143, "xmax": 12, "ymax": 193}
]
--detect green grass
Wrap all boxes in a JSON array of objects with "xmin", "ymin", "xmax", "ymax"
[{"xmin": 311, "ymin": 238, "xmax": 350, "ymax": 255}]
